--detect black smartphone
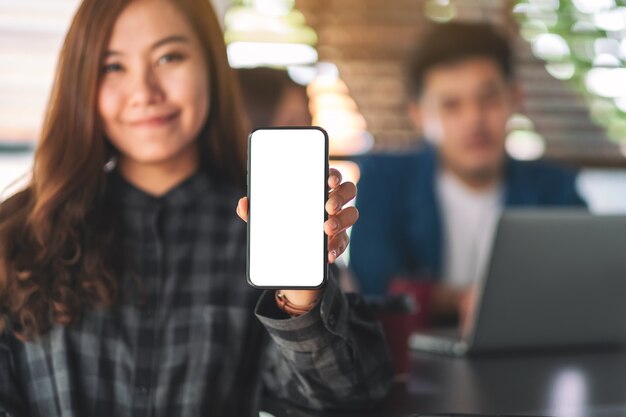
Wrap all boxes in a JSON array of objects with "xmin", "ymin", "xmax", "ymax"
[{"xmin": 246, "ymin": 127, "xmax": 329, "ymax": 289}]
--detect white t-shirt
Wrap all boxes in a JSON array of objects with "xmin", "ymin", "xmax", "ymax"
[{"xmin": 436, "ymin": 170, "xmax": 504, "ymax": 289}]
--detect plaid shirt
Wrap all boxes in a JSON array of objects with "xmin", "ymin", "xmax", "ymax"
[{"xmin": 0, "ymin": 169, "xmax": 392, "ymax": 417}]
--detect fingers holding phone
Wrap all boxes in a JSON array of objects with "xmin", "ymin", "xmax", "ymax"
[{"xmin": 325, "ymin": 168, "xmax": 358, "ymax": 263}]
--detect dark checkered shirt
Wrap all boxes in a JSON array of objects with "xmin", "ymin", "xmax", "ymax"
[{"xmin": 0, "ymin": 169, "xmax": 392, "ymax": 417}]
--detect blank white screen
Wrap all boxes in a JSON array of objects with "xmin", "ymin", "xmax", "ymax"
[{"xmin": 248, "ymin": 128, "xmax": 327, "ymax": 288}]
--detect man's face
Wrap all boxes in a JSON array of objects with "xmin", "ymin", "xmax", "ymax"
[{"xmin": 410, "ymin": 57, "xmax": 518, "ymax": 181}]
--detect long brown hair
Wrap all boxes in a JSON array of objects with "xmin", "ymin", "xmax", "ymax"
[{"xmin": 0, "ymin": 0, "xmax": 248, "ymax": 341}]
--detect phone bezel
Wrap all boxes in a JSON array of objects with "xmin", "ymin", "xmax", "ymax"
[{"xmin": 246, "ymin": 126, "xmax": 330, "ymax": 290}]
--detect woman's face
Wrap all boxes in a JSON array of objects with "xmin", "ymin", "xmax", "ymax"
[{"xmin": 98, "ymin": 0, "xmax": 209, "ymax": 167}]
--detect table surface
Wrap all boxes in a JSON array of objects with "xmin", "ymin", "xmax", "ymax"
[{"xmin": 262, "ymin": 347, "xmax": 626, "ymax": 417}]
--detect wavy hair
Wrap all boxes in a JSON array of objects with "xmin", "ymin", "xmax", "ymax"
[{"xmin": 0, "ymin": 0, "xmax": 248, "ymax": 341}]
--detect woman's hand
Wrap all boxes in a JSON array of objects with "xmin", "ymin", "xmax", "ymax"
[{"xmin": 236, "ymin": 168, "xmax": 359, "ymax": 308}]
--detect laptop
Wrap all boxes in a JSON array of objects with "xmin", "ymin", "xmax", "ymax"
[{"xmin": 409, "ymin": 210, "xmax": 626, "ymax": 356}]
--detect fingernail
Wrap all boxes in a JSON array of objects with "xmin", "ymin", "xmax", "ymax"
[
  {"xmin": 329, "ymin": 220, "xmax": 338, "ymax": 230},
  {"xmin": 330, "ymin": 249, "xmax": 337, "ymax": 258},
  {"xmin": 332, "ymin": 176, "xmax": 339, "ymax": 185}
]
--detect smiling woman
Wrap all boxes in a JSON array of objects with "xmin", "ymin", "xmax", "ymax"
[
  {"xmin": 0, "ymin": 0, "xmax": 248, "ymax": 341},
  {"xmin": 0, "ymin": 0, "xmax": 392, "ymax": 416},
  {"xmin": 98, "ymin": 1, "xmax": 213, "ymax": 195}
]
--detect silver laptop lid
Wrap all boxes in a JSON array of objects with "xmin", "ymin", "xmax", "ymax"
[{"xmin": 464, "ymin": 210, "xmax": 626, "ymax": 352}]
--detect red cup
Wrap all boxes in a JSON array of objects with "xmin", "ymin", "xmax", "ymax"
[{"xmin": 377, "ymin": 278, "xmax": 435, "ymax": 374}]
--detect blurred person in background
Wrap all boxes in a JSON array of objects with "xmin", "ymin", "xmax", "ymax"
[
  {"xmin": 349, "ymin": 21, "xmax": 587, "ymax": 327},
  {"xmin": 0, "ymin": 0, "xmax": 392, "ymax": 416},
  {"xmin": 237, "ymin": 66, "xmax": 312, "ymax": 128}
]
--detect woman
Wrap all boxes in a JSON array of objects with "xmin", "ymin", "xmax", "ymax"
[{"xmin": 0, "ymin": 0, "xmax": 393, "ymax": 416}]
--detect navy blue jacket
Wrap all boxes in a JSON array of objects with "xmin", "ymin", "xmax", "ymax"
[{"xmin": 349, "ymin": 145, "xmax": 588, "ymax": 296}]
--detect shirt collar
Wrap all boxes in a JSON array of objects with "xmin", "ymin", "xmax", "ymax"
[{"xmin": 107, "ymin": 168, "xmax": 211, "ymax": 210}]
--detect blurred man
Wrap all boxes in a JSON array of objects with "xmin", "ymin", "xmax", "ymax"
[{"xmin": 349, "ymin": 22, "xmax": 587, "ymax": 324}]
